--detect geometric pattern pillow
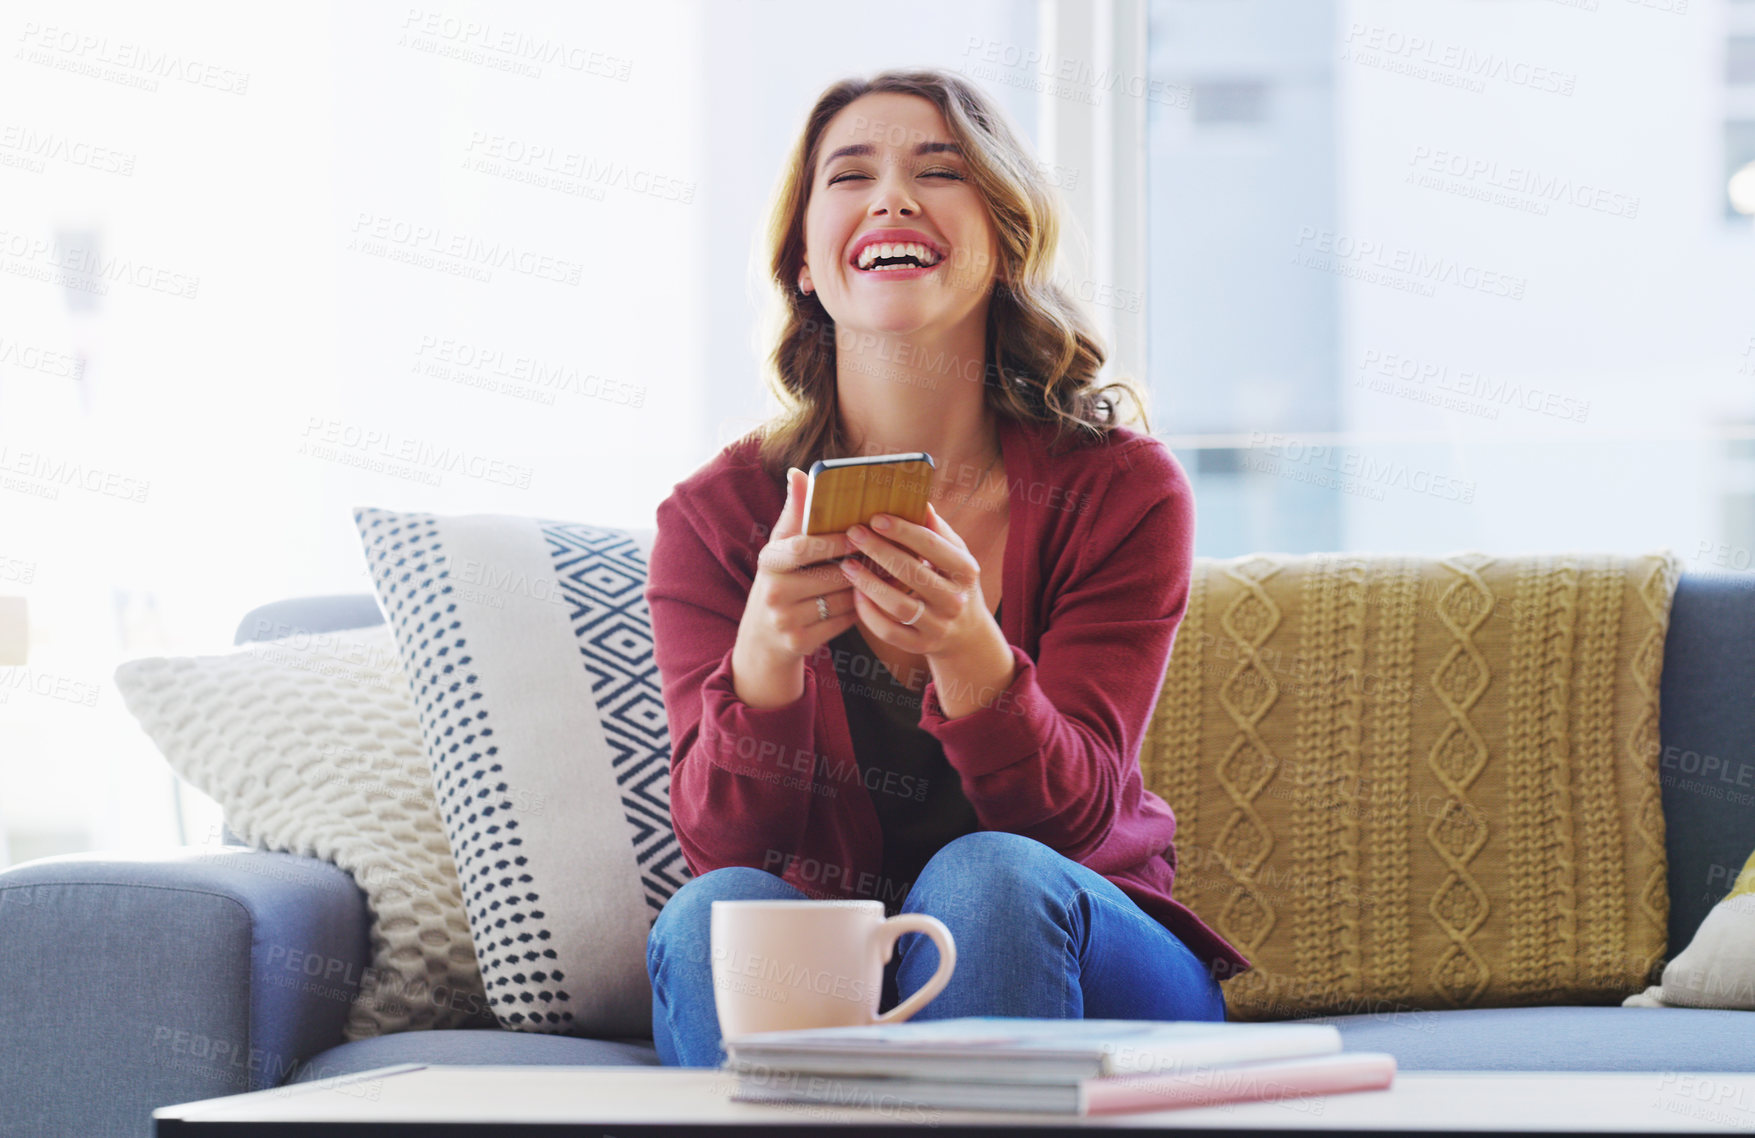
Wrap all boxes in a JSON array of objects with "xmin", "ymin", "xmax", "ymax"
[
  {"xmin": 1625, "ymin": 848, "xmax": 1755, "ymax": 1010},
  {"xmin": 113, "ymin": 623, "xmax": 496, "ymax": 1041},
  {"xmin": 352, "ymin": 507, "xmax": 687, "ymax": 1037}
]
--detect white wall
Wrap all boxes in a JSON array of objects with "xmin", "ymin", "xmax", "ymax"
[{"xmin": 0, "ymin": 0, "xmax": 708, "ymax": 855}]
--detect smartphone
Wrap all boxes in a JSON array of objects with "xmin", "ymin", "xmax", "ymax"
[{"xmin": 803, "ymin": 452, "xmax": 935, "ymax": 537}]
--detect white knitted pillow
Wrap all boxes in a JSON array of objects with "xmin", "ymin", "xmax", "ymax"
[
  {"xmin": 113, "ymin": 623, "xmax": 494, "ymax": 1040},
  {"xmin": 1625, "ymin": 849, "xmax": 1755, "ymax": 1010}
]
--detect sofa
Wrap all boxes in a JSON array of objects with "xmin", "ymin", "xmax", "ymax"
[{"xmin": 3, "ymin": 570, "xmax": 1753, "ymax": 1137}]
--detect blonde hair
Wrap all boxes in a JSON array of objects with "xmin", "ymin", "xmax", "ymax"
[{"xmin": 751, "ymin": 68, "xmax": 1150, "ymax": 480}]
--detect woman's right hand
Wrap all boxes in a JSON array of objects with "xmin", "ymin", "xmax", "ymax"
[{"xmin": 731, "ymin": 466, "xmax": 859, "ymax": 708}]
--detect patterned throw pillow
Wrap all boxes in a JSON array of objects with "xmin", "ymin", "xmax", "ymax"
[
  {"xmin": 1143, "ymin": 551, "xmax": 1681, "ymax": 1017},
  {"xmin": 114, "ymin": 624, "xmax": 496, "ymax": 1040},
  {"xmin": 352, "ymin": 507, "xmax": 687, "ymax": 1037},
  {"xmin": 1626, "ymin": 849, "xmax": 1755, "ymax": 1009}
]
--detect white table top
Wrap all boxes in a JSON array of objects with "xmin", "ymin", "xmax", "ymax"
[{"xmin": 155, "ymin": 1065, "xmax": 1755, "ymax": 1131}]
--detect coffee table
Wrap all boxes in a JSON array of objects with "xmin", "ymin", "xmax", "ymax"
[{"xmin": 152, "ymin": 1065, "xmax": 1755, "ymax": 1135}]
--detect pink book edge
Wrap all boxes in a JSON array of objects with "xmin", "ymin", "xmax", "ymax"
[{"xmin": 1083, "ymin": 1052, "xmax": 1398, "ymax": 1116}]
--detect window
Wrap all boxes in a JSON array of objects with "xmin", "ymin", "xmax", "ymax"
[
  {"xmin": 1728, "ymin": 35, "xmax": 1755, "ymax": 85},
  {"xmin": 1191, "ymin": 79, "xmax": 1269, "ymax": 126},
  {"xmin": 1146, "ymin": 0, "xmax": 1751, "ymax": 562}
]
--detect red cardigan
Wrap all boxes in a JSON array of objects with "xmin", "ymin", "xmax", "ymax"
[{"xmin": 644, "ymin": 414, "xmax": 1251, "ymax": 979}]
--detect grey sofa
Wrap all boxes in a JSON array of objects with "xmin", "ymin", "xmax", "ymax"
[{"xmin": 3, "ymin": 573, "xmax": 1754, "ymax": 1136}]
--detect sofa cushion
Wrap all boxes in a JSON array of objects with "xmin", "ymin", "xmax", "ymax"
[
  {"xmin": 234, "ymin": 593, "xmax": 388, "ymax": 645},
  {"xmin": 1657, "ymin": 572, "xmax": 1755, "ymax": 952},
  {"xmin": 288, "ymin": 1029, "xmax": 659, "ymax": 1083},
  {"xmin": 353, "ymin": 509, "xmax": 683, "ymax": 1039},
  {"xmin": 1144, "ymin": 551, "xmax": 1682, "ymax": 1018},
  {"xmin": 114, "ymin": 624, "xmax": 495, "ymax": 1041},
  {"xmin": 1318, "ymin": 1006, "xmax": 1755, "ymax": 1071}
]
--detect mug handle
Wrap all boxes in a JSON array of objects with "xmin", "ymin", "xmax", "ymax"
[{"xmin": 871, "ymin": 914, "xmax": 957, "ymax": 1025}]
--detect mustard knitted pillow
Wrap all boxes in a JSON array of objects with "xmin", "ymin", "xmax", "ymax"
[{"xmin": 1143, "ymin": 552, "xmax": 1680, "ymax": 1018}]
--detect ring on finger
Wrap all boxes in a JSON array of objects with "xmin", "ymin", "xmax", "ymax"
[{"xmin": 816, "ymin": 595, "xmax": 830, "ymax": 623}]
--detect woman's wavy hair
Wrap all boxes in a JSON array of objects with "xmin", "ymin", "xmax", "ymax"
[{"xmin": 751, "ymin": 68, "xmax": 1151, "ymax": 480}]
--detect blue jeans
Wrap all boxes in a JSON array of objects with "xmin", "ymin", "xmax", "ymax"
[{"xmin": 645, "ymin": 831, "xmax": 1226, "ymax": 1067}]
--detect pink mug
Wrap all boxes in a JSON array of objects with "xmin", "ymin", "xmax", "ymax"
[{"xmin": 709, "ymin": 899, "xmax": 957, "ymax": 1039}]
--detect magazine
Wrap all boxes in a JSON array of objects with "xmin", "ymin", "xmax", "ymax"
[
  {"xmin": 731, "ymin": 1050, "xmax": 1399, "ymax": 1116},
  {"xmin": 724, "ymin": 1016, "xmax": 1345, "ymax": 1085}
]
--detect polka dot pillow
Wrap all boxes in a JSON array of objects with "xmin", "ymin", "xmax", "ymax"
[{"xmin": 353, "ymin": 506, "xmax": 688, "ymax": 1036}]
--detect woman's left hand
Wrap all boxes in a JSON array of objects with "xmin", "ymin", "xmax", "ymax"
[{"xmin": 838, "ymin": 502, "xmax": 991, "ymax": 658}]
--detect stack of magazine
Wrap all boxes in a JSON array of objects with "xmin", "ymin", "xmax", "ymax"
[{"xmin": 724, "ymin": 1018, "xmax": 1396, "ymax": 1116}]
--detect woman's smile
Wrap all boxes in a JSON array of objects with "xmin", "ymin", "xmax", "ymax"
[{"xmin": 849, "ymin": 228, "xmax": 948, "ymax": 279}]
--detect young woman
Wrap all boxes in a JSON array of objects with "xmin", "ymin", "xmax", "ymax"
[{"xmin": 643, "ymin": 69, "xmax": 1248, "ymax": 1068}]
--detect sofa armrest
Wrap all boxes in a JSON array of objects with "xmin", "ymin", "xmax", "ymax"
[{"xmin": 0, "ymin": 847, "xmax": 369, "ymax": 1138}]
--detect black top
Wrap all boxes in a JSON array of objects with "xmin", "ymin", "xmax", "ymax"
[{"xmin": 827, "ymin": 603, "xmax": 998, "ymax": 916}]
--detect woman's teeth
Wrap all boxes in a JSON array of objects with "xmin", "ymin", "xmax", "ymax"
[{"xmin": 856, "ymin": 242, "xmax": 943, "ymax": 271}]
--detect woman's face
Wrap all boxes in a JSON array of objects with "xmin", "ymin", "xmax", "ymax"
[{"xmin": 798, "ymin": 92, "xmax": 1000, "ymax": 339}]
